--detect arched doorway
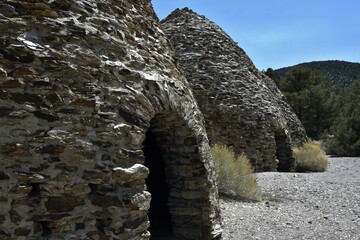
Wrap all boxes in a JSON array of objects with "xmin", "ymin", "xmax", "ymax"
[
  {"xmin": 142, "ymin": 112, "xmax": 220, "ymax": 239},
  {"xmin": 275, "ymin": 130, "xmax": 294, "ymax": 172}
]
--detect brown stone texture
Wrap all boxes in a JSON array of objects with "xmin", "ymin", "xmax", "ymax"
[
  {"xmin": 0, "ymin": 1, "xmax": 221, "ymax": 239},
  {"xmin": 162, "ymin": 8, "xmax": 308, "ymax": 172}
]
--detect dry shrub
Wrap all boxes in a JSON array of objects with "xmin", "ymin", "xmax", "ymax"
[
  {"xmin": 211, "ymin": 144, "xmax": 261, "ymax": 201},
  {"xmin": 292, "ymin": 142, "xmax": 328, "ymax": 172}
]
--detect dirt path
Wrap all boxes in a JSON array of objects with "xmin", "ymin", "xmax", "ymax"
[{"xmin": 220, "ymin": 157, "xmax": 360, "ymax": 240}]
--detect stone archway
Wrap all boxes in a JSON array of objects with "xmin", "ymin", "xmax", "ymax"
[
  {"xmin": 142, "ymin": 112, "xmax": 217, "ymax": 239},
  {"xmin": 275, "ymin": 130, "xmax": 295, "ymax": 172}
]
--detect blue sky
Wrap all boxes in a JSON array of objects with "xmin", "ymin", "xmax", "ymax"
[{"xmin": 152, "ymin": 0, "xmax": 360, "ymax": 70}]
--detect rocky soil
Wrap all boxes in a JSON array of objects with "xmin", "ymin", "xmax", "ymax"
[{"xmin": 220, "ymin": 157, "xmax": 360, "ymax": 240}]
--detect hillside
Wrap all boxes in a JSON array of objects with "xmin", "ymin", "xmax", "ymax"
[{"xmin": 274, "ymin": 60, "xmax": 360, "ymax": 86}]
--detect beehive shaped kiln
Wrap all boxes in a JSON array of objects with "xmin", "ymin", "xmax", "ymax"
[
  {"xmin": 162, "ymin": 8, "xmax": 307, "ymax": 172},
  {"xmin": 0, "ymin": 2, "xmax": 221, "ymax": 239}
]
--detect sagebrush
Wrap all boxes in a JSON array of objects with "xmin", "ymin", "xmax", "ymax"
[
  {"xmin": 292, "ymin": 142, "xmax": 328, "ymax": 172},
  {"xmin": 211, "ymin": 144, "xmax": 261, "ymax": 201}
]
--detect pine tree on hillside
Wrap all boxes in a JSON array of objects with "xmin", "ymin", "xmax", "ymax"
[
  {"xmin": 276, "ymin": 67, "xmax": 335, "ymax": 139},
  {"xmin": 326, "ymin": 80, "xmax": 360, "ymax": 156}
]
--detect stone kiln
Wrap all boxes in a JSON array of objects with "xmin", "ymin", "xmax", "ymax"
[
  {"xmin": 0, "ymin": 1, "xmax": 221, "ymax": 239},
  {"xmin": 162, "ymin": 8, "xmax": 308, "ymax": 172}
]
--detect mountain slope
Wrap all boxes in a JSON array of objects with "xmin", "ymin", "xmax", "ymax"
[{"xmin": 274, "ymin": 60, "xmax": 360, "ymax": 86}]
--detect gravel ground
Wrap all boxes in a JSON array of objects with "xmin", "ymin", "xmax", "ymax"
[{"xmin": 220, "ymin": 157, "xmax": 360, "ymax": 240}]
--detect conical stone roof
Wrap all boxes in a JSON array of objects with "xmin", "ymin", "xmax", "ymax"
[
  {"xmin": 0, "ymin": 2, "xmax": 221, "ymax": 239},
  {"xmin": 162, "ymin": 8, "xmax": 307, "ymax": 172}
]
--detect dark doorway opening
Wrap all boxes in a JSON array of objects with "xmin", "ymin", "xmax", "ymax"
[
  {"xmin": 143, "ymin": 130, "xmax": 173, "ymax": 239},
  {"xmin": 275, "ymin": 131, "xmax": 294, "ymax": 172}
]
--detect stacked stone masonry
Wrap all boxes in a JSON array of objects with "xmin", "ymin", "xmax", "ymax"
[
  {"xmin": 0, "ymin": 1, "xmax": 222, "ymax": 239},
  {"xmin": 162, "ymin": 8, "xmax": 308, "ymax": 172}
]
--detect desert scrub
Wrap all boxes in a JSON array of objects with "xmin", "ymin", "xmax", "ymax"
[
  {"xmin": 211, "ymin": 144, "xmax": 261, "ymax": 201},
  {"xmin": 292, "ymin": 142, "xmax": 328, "ymax": 172}
]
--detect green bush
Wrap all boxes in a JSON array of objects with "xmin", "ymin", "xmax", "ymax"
[
  {"xmin": 292, "ymin": 142, "xmax": 328, "ymax": 172},
  {"xmin": 324, "ymin": 80, "xmax": 360, "ymax": 156},
  {"xmin": 211, "ymin": 144, "xmax": 261, "ymax": 201}
]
